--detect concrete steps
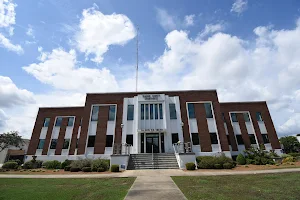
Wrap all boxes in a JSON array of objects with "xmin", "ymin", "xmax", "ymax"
[{"xmin": 127, "ymin": 153, "xmax": 179, "ymax": 170}]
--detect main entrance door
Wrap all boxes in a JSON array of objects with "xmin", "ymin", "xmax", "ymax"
[{"xmin": 146, "ymin": 133, "xmax": 159, "ymax": 153}]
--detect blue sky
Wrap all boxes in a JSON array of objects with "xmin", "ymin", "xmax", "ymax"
[{"xmin": 1, "ymin": 0, "xmax": 300, "ymax": 138}]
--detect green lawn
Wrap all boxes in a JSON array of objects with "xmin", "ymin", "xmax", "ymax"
[
  {"xmin": 172, "ymin": 173, "xmax": 300, "ymax": 200},
  {"xmin": 0, "ymin": 178, "xmax": 135, "ymax": 200}
]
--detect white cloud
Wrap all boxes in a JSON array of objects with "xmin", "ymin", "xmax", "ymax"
[
  {"xmin": 0, "ymin": 32, "xmax": 23, "ymax": 53},
  {"xmin": 75, "ymin": 6, "xmax": 136, "ymax": 64},
  {"xmin": 198, "ymin": 23, "xmax": 225, "ymax": 38},
  {"xmin": 156, "ymin": 8, "xmax": 195, "ymax": 31},
  {"xmin": 231, "ymin": 0, "xmax": 248, "ymax": 15},
  {"xmin": 0, "ymin": 109, "xmax": 8, "ymax": 129},
  {"xmin": 26, "ymin": 24, "xmax": 34, "ymax": 38},
  {"xmin": 0, "ymin": 76, "xmax": 35, "ymax": 108},
  {"xmin": 184, "ymin": 15, "xmax": 195, "ymax": 26},
  {"xmin": 22, "ymin": 48, "xmax": 119, "ymax": 92},
  {"xmin": 0, "ymin": 0, "xmax": 16, "ymax": 28},
  {"xmin": 143, "ymin": 18, "xmax": 300, "ymax": 136}
]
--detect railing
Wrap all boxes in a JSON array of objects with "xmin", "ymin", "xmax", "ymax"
[
  {"xmin": 112, "ymin": 143, "xmax": 132, "ymax": 155},
  {"xmin": 152, "ymin": 145, "xmax": 154, "ymax": 169},
  {"xmin": 173, "ymin": 142, "xmax": 192, "ymax": 154}
]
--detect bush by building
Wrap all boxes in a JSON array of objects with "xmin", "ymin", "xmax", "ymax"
[
  {"xmin": 61, "ymin": 159, "xmax": 72, "ymax": 169},
  {"xmin": 70, "ymin": 159, "xmax": 92, "ymax": 170},
  {"xmin": 70, "ymin": 167, "xmax": 80, "ymax": 172},
  {"xmin": 236, "ymin": 154, "xmax": 246, "ymax": 165},
  {"xmin": 243, "ymin": 146, "xmax": 275, "ymax": 165},
  {"xmin": 196, "ymin": 154, "xmax": 235, "ymax": 169},
  {"xmin": 282, "ymin": 157, "xmax": 296, "ymax": 163},
  {"xmin": 185, "ymin": 162, "xmax": 196, "ymax": 170},
  {"xmin": 91, "ymin": 159, "xmax": 110, "ymax": 172},
  {"xmin": 64, "ymin": 166, "xmax": 71, "ymax": 171},
  {"xmin": 2, "ymin": 161, "xmax": 18, "ymax": 169},
  {"xmin": 110, "ymin": 164, "xmax": 119, "ymax": 172},
  {"xmin": 82, "ymin": 167, "xmax": 92, "ymax": 172},
  {"xmin": 97, "ymin": 167, "xmax": 105, "ymax": 172},
  {"xmin": 42, "ymin": 160, "xmax": 61, "ymax": 169}
]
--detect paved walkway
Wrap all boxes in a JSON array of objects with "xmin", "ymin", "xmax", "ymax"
[
  {"xmin": 0, "ymin": 168, "xmax": 300, "ymax": 178},
  {"xmin": 124, "ymin": 176, "xmax": 187, "ymax": 200}
]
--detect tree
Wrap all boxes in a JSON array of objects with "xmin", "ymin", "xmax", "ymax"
[
  {"xmin": 0, "ymin": 131, "xmax": 23, "ymax": 152},
  {"xmin": 279, "ymin": 136, "xmax": 300, "ymax": 153}
]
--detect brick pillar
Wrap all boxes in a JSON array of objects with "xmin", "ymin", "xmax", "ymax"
[
  {"xmin": 195, "ymin": 103, "xmax": 212, "ymax": 152},
  {"xmin": 180, "ymin": 98, "xmax": 191, "ymax": 143},
  {"xmin": 94, "ymin": 106, "xmax": 109, "ymax": 154},
  {"xmin": 212, "ymin": 101, "xmax": 229, "ymax": 151},
  {"xmin": 55, "ymin": 118, "xmax": 68, "ymax": 155},
  {"xmin": 250, "ymin": 111, "xmax": 265, "ymax": 148},
  {"xmin": 224, "ymin": 113, "xmax": 238, "ymax": 151},
  {"xmin": 114, "ymin": 103, "xmax": 123, "ymax": 144},
  {"xmin": 237, "ymin": 113, "xmax": 251, "ymax": 149},
  {"xmin": 262, "ymin": 106, "xmax": 281, "ymax": 149},
  {"xmin": 69, "ymin": 116, "xmax": 81, "ymax": 155},
  {"xmin": 27, "ymin": 110, "xmax": 44, "ymax": 155},
  {"xmin": 42, "ymin": 117, "xmax": 55, "ymax": 155}
]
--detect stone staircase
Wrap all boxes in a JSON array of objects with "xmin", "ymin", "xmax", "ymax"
[{"xmin": 127, "ymin": 153, "xmax": 179, "ymax": 170}]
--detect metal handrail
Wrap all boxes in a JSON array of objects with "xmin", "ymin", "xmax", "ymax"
[
  {"xmin": 112, "ymin": 143, "xmax": 132, "ymax": 155},
  {"xmin": 152, "ymin": 145, "xmax": 154, "ymax": 169}
]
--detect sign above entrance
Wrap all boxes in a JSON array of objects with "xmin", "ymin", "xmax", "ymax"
[
  {"xmin": 138, "ymin": 128, "xmax": 166, "ymax": 133},
  {"xmin": 142, "ymin": 94, "xmax": 160, "ymax": 100}
]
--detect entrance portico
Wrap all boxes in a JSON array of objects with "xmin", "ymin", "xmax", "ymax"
[{"xmin": 139, "ymin": 131, "xmax": 165, "ymax": 153}]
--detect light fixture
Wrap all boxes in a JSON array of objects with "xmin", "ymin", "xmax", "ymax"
[
  {"xmin": 121, "ymin": 123, "xmax": 124, "ymax": 128},
  {"xmin": 180, "ymin": 122, "xmax": 184, "ymax": 127}
]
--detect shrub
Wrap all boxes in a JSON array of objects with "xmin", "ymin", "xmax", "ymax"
[
  {"xmin": 288, "ymin": 153, "xmax": 300, "ymax": 158},
  {"xmin": 244, "ymin": 146, "xmax": 275, "ymax": 165},
  {"xmin": 70, "ymin": 167, "xmax": 80, "ymax": 172},
  {"xmin": 281, "ymin": 154, "xmax": 292, "ymax": 158},
  {"xmin": 223, "ymin": 162, "xmax": 234, "ymax": 169},
  {"xmin": 64, "ymin": 166, "xmax": 71, "ymax": 171},
  {"xmin": 61, "ymin": 159, "xmax": 72, "ymax": 169},
  {"xmin": 214, "ymin": 164, "xmax": 222, "ymax": 169},
  {"xmin": 91, "ymin": 159, "xmax": 109, "ymax": 172},
  {"xmin": 97, "ymin": 167, "xmax": 105, "ymax": 172},
  {"xmin": 70, "ymin": 159, "xmax": 92, "ymax": 170},
  {"xmin": 111, "ymin": 165, "xmax": 119, "ymax": 172},
  {"xmin": 185, "ymin": 162, "xmax": 196, "ymax": 170},
  {"xmin": 236, "ymin": 154, "xmax": 246, "ymax": 165},
  {"xmin": 23, "ymin": 161, "xmax": 34, "ymax": 169},
  {"xmin": 282, "ymin": 157, "xmax": 296, "ymax": 163},
  {"xmin": 246, "ymin": 159, "xmax": 254, "ymax": 165},
  {"xmin": 8, "ymin": 159, "xmax": 22, "ymax": 166},
  {"xmin": 2, "ymin": 162, "xmax": 18, "ymax": 169},
  {"xmin": 42, "ymin": 160, "xmax": 61, "ymax": 169},
  {"xmin": 82, "ymin": 167, "xmax": 92, "ymax": 172}
]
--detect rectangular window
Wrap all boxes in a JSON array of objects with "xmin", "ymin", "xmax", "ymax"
[
  {"xmin": 262, "ymin": 134, "xmax": 270, "ymax": 144},
  {"xmin": 126, "ymin": 135, "xmax": 133, "ymax": 145},
  {"xmin": 43, "ymin": 118, "xmax": 50, "ymax": 127},
  {"xmin": 106, "ymin": 135, "xmax": 113, "ymax": 147},
  {"xmin": 236, "ymin": 135, "xmax": 244, "ymax": 145},
  {"xmin": 87, "ymin": 136, "xmax": 95, "ymax": 147},
  {"xmin": 50, "ymin": 139, "xmax": 57, "ymax": 149},
  {"xmin": 67, "ymin": 117, "xmax": 74, "ymax": 126},
  {"xmin": 37, "ymin": 139, "xmax": 45, "ymax": 149},
  {"xmin": 231, "ymin": 113, "xmax": 238, "ymax": 122},
  {"xmin": 249, "ymin": 134, "xmax": 256, "ymax": 144},
  {"xmin": 256, "ymin": 112, "xmax": 263, "ymax": 121},
  {"xmin": 188, "ymin": 103, "xmax": 195, "ymax": 118},
  {"xmin": 169, "ymin": 103, "xmax": 177, "ymax": 119},
  {"xmin": 62, "ymin": 139, "xmax": 70, "ymax": 149},
  {"xmin": 150, "ymin": 104, "xmax": 154, "ymax": 119},
  {"xmin": 159, "ymin": 104, "xmax": 163, "ymax": 119},
  {"xmin": 243, "ymin": 113, "xmax": 250, "ymax": 122},
  {"xmin": 210, "ymin": 133, "xmax": 218, "ymax": 144},
  {"xmin": 108, "ymin": 105, "xmax": 116, "ymax": 121},
  {"xmin": 91, "ymin": 106, "xmax": 99, "ymax": 121},
  {"xmin": 55, "ymin": 117, "xmax": 63, "ymax": 127},
  {"xmin": 141, "ymin": 104, "xmax": 144, "ymax": 120},
  {"xmin": 145, "ymin": 104, "xmax": 149, "ymax": 119},
  {"xmin": 191, "ymin": 133, "xmax": 199, "ymax": 145},
  {"xmin": 127, "ymin": 105, "xmax": 134, "ymax": 120},
  {"xmin": 172, "ymin": 133, "xmax": 179, "ymax": 144},
  {"xmin": 154, "ymin": 104, "xmax": 159, "ymax": 119},
  {"xmin": 227, "ymin": 135, "xmax": 231, "ymax": 145},
  {"xmin": 204, "ymin": 103, "xmax": 213, "ymax": 118}
]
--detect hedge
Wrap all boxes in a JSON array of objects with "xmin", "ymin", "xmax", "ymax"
[
  {"xmin": 196, "ymin": 154, "xmax": 235, "ymax": 169},
  {"xmin": 111, "ymin": 165, "xmax": 119, "ymax": 172},
  {"xmin": 61, "ymin": 159, "xmax": 72, "ymax": 169},
  {"xmin": 70, "ymin": 167, "xmax": 80, "ymax": 172},
  {"xmin": 82, "ymin": 167, "xmax": 92, "ymax": 172},
  {"xmin": 42, "ymin": 160, "xmax": 61, "ymax": 169},
  {"xmin": 91, "ymin": 159, "xmax": 109, "ymax": 172},
  {"xmin": 236, "ymin": 154, "xmax": 246, "ymax": 165},
  {"xmin": 185, "ymin": 162, "xmax": 196, "ymax": 170},
  {"xmin": 70, "ymin": 159, "xmax": 92, "ymax": 170},
  {"xmin": 64, "ymin": 166, "xmax": 71, "ymax": 171},
  {"xmin": 2, "ymin": 162, "xmax": 18, "ymax": 169}
]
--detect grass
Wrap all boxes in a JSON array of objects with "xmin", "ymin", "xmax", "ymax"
[
  {"xmin": 172, "ymin": 172, "xmax": 300, "ymax": 200},
  {"xmin": 0, "ymin": 178, "xmax": 135, "ymax": 200}
]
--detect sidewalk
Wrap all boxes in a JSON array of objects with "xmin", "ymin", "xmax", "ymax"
[{"xmin": 0, "ymin": 168, "xmax": 300, "ymax": 178}]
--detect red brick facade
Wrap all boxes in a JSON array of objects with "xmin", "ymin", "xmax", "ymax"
[{"xmin": 27, "ymin": 90, "xmax": 281, "ymax": 156}]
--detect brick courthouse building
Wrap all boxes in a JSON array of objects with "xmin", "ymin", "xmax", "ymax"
[{"xmin": 26, "ymin": 90, "xmax": 282, "ymax": 166}]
